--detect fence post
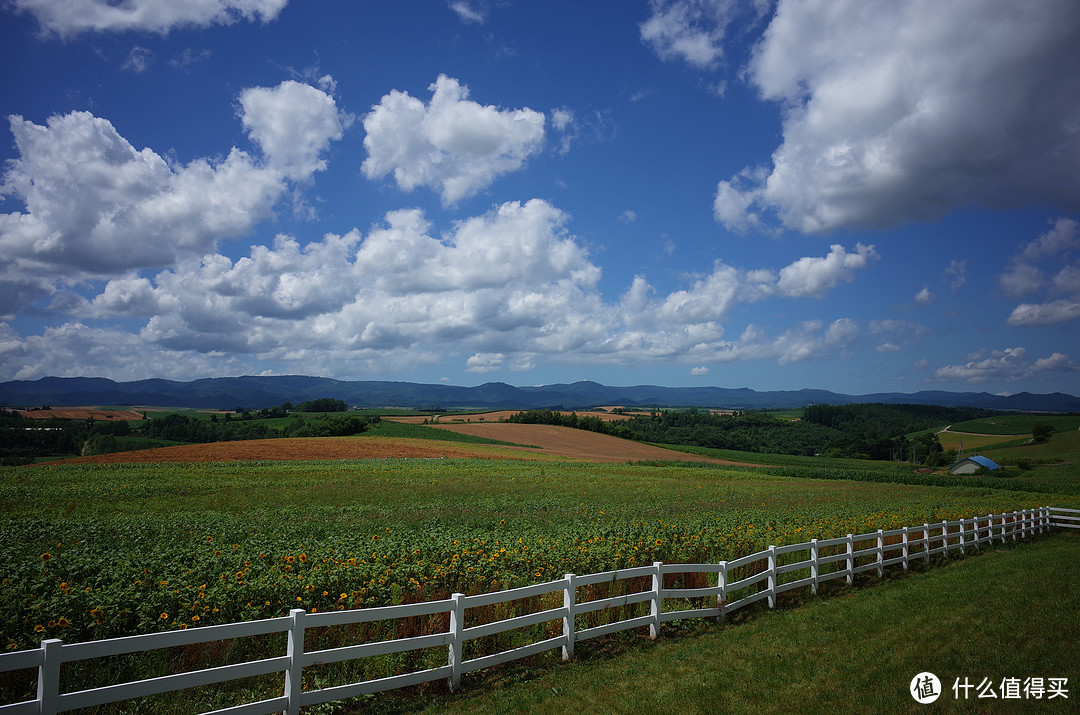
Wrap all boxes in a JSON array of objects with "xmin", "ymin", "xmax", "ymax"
[
  {"xmin": 845, "ymin": 534, "xmax": 854, "ymax": 585},
  {"xmin": 448, "ymin": 593, "xmax": 464, "ymax": 691},
  {"xmin": 810, "ymin": 539, "xmax": 819, "ymax": 594},
  {"xmin": 38, "ymin": 638, "xmax": 61, "ymax": 715},
  {"xmin": 767, "ymin": 546, "xmax": 777, "ymax": 608},
  {"xmin": 284, "ymin": 609, "xmax": 305, "ymax": 715},
  {"xmin": 998, "ymin": 512, "xmax": 1005, "ymax": 544},
  {"xmin": 923, "ymin": 523, "xmax": 930, "ymax": 563},
  {"xmin": 901, "ymin": 527, "xmax": 909, "ymax": 570},
  {"xmin": 649, "ymin": 562, "xmax": 663, "ymax": 639},
  {"xmin": 958, "ymin": 519, "xmax": 966, "ymax": 556},
  {"xmin": 941, "ymin": 520, "xmax": 949, "ymax": 554},
  {"xmin": 717, "ymin": 561, "xmax": 727, "ymax": 622},
  {"xmin": 876, "ymin": 530, "xmax": 884, "ymax": 577},
  {"xmin": 561, "ymin": 573, "xmax": 576, "ymax": 661}
]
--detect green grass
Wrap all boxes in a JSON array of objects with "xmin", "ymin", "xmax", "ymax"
[
  {"xmin": 978, "ymin": 428, "xmax": 1080, "ymax": 463},
  {"xmin": 384, "ymin": 531, "xmax": 1080, "ymax": 715},
  {"xmin": 949, "ymin": 414, "xmax": 1080, "ymax": 435}
]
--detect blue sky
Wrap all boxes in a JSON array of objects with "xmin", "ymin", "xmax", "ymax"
[{"xmin": 1, "ymin": 0, "xmax": 1079, "ymax": 396}]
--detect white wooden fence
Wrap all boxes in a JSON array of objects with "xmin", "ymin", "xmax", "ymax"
[{"xmin": 2, "ymin": 506, "xmax": 1076, "ymax": 714}]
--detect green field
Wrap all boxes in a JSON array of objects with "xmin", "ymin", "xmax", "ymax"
[
  {"xmin": 2, "ymin": 454, "xmax": 1078, "ymax": 711},
  {"xmin": 401, "ymin": 531, "xmax": 1080, "ymax": 715},
  {"xmin": 949, "ymin": 414, "xmax": 1080, "ymax": 435}
]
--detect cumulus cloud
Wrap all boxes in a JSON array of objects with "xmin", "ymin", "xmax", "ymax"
[
  {"xmin": 12, "ymin": 0, "xmax": 288, "ymax": 36},
  {"xmin": 773, "ymin": 243, "xmax": 878, "ymax": 298},
  {"xmin": 714, "ymin": 0, "xmax": 1080, "ymax": 234},
  {"xmin": 914, "ymin": 287, "xmax": 933, "ymax": 305},
  {"xmin": 934, "ymin": 347, "xmax": 1078, "ymax": 384},
  {"xmin": 1, "ymin": 197, "xmax": 879, "ymax": 379},
  {"xmin": 1000, "ymin": 218, "xmax": 1080, "ymax": 326},
  {"xmin": 362, "ymin": 75, "xmax": 546, "ymax": 206},
  {"xmin": 0, "ymin": 80, "xmax": 345, "ymax": 316},
  {"xmin": 239, "ymin": 81, "xmax": 349, "ymax": 179}
]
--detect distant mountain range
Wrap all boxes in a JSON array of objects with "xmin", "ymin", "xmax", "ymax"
[{"xmin": 2, "ymin": 375, "xmax": 1078, "ymax": 412}]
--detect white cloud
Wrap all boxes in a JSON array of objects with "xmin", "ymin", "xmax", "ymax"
[
  {"xmin": 914, "ymin": 287, "xmax": 933, "ymax": 305},
  {"xmin": 715, "ymin": 0, "xmax": 1080, "ymax": 234},
  {"xmin": 946, "ymin": 260, "xmax": 967, "ymax": 292},
  {"xmin": 466, "ymin": 353, "xmax": 504, "ymax": 373},
  {"xmin": 690, "ymin": 366, "xmax": 710, "ymax": 375},
  {"xmin": 2, "ymin": 195, "xmax": 881, "ymax": 379},
  {"xmin": 999, "ymin": 218, "xmax": 1080, "ymax": 325},
  {"xmin": 640, "ymin": 0, "xmax": 767, "ymax": 70},
  {"xmin": 934, "ymin": 346, "xmax": 1078, "ymax": 384},
  {"xmin": 449, "ymin": 1, "xmax": 486, "ymax": 24},
  {"xmin": 1007, "ymin": 300, "xmax": 1080, "ymax": 327},
  {"xmin": 773, "ymin": 243, "xmax": 878, "ymax": 298},
  {"xmin": 239, "ymin": 80, "xmax": 349, "ymax": 179},
  {"xmin": 122, "ymin": 46, "xmax": 153, "ymax": 73},
  {"xmin": 361, "ymin": 75, "xmax": 546, "ymax": 206},
  {"xmin": 0, "ymin": 80, "xmax": 344, "ymax": 315},
  {"xmin": 12, "ymin": 0, "xmax": 288, "ymax": 36},
  {"xmin": 870, "ymin": 319, "xmax": 929, "ymax": 353}
]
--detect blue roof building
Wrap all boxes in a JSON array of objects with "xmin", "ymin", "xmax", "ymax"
[{"xmin": 949, "ymin": 455, "xmax": 1002, "ymax": 475}]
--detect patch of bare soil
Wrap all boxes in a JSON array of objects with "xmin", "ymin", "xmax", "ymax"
[
  {"xmin": 428, "ymin": 422, "xmax": 764, "ymax": 466},
  {"xmin": 50, "ymin": 437, "xmax": 531, "ymax": 465},
  {"xmin": 19, "ymin": 408, "xmax": 144, "ymax": 421}
]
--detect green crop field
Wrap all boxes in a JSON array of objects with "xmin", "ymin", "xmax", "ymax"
[
  {"xmin": 2, "ymin": 455, "xmax": 1077, "ymax": 711},
  {"xmin": 949, "ymin": 414, "xmax": 1080, "ymax": 435}
]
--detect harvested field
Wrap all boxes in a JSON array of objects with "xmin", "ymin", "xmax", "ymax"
[
  {"xmin": 51, "ymin": 437, "xmax": 540, "ymax": 465},
  {"xmin": 47, "ymin": 427, "xmax": 762, "ymax": 466},
  {"xmin": 18, "ymin": 408, "xmax": 144, "ymax": 421},
  {"xmin": 428, "ymin": 422, "xmax": 763, "ymax": 466}
]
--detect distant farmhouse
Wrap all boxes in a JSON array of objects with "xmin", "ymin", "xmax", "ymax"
[{"xmin": 949, "ymin": 455, "xmax": 1002, "ymax": 475}]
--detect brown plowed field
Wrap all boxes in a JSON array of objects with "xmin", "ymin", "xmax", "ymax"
[
  {"xmin": 428, "ymin": 422, "xmax": 762, "ymax": 466},
  {"xmin": 19, "ymin": 408, "xmax": 144, "ymax": 421},
  {"xmin": 53, "ymin": 437, "xmax": 534, "ymax": 465},
  {"xmin": 49, "ymin": 427, "xmax": 762, "ymax": 466}
]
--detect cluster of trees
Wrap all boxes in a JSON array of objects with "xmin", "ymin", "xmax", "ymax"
[
  {"xmin": 505, "ymin": 403, "xmax": 1000, "ymax": 463},
  {"xmin": 1, "ymin": 398, "xmax": 371, "ymax": 464},
  {"xmin": 505, "ymin": 408, "xmax": 837, "ymax": 456},
  {"xmin": 0, "ymin": 411, "xmax": 134, "ymax": 465}
]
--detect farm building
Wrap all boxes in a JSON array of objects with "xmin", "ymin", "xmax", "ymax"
[{"xmin": 949, "ymin": 455, "xmax": 1002, "ymax": 475}]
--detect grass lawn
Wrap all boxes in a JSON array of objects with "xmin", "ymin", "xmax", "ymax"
[{"xmin": 373, "ymin": 530, "xmax": 1080, "ymax": 715}]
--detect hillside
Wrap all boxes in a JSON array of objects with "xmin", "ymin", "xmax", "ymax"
[{"xmin": 3, "ymin": 376, "xmax": 1079, "ymax": 412}]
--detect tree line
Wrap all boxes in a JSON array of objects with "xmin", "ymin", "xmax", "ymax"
[
  {"xmin": 0, "ymin": 400, "xmax": 371, "ymax": 465},
  {"xmin": 505, "ymin": 403, "xmax": 1000, "ymax": 462}
]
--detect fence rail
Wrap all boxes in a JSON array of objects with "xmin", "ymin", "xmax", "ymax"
[{"xmin": 1, "ymin": 506, "xmax": 1073, "ymax": 714}]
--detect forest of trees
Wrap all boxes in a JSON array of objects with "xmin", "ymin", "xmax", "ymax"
[
  {"xmin": 506, "ymin": 403, "xmax": 998, "ymax": 462},
  {"xmin": 0, "ymin": 400, "xmax": 373, "ymax": 465}
]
